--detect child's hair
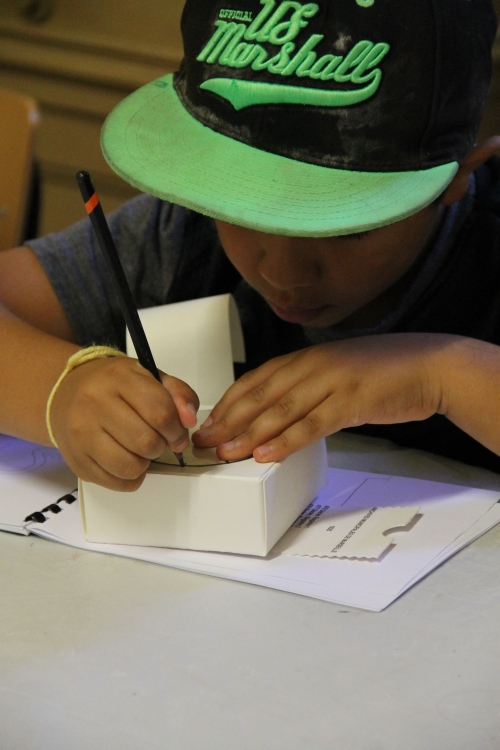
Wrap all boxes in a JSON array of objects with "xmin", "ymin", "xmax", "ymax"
[{"xmin": 102, "ymin": 0, "xmax": 497, "ymax": 236}]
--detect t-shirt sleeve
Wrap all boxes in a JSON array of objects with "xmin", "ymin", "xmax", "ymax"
[{"xmin": 26, "ymin": 194, "xmax": 187, "ymax": 351}]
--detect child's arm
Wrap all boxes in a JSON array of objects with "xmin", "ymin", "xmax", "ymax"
[
  {"xmin": 0, "ymin": 246, "xmax": 198, "ymax": 490},
  {"xmin": 193, "ymin": 333, "xmax": 500, "ymax": 463}
]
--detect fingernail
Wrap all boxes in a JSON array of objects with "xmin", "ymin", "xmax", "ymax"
[
  {"xmin": 222, "ymin": 440, "xmax": 237, "ymax": 452},
  {"xmin": 256, "ymin": 444, "xmax": 272, "ymax": 458},
  {"xmin": 186, "ymin": 402, "xmax": 198, "ymax": 416},
  {"xmin": 200, "ymin": 415, "xmax": 213, "ymax": 428},
  {"xmin": 194, "ymin": 428, "xmax": 211, "ymax": 441}
]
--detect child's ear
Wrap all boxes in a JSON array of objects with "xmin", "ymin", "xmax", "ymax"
[{"xmin": 441, "ymin": 136, "xmax": 500, "ymax": 206}]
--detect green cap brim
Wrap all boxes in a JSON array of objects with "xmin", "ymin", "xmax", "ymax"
[{"xmin": 102, "ymin": 74, "xmax": 458, "ymax": 237}]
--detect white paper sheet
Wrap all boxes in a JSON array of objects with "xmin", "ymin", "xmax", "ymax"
[
  {"xmin": 0, "ymin": 436, "xmax": 76, "ymax": 534},
  {"xmin": 27, "ymin": 485, "xmax": 500, "ymax": 611},
  {"xmin": 0, "ymin": 438, "xmax": 500, "ymax": 611}
]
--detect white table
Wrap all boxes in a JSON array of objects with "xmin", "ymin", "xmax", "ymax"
[{"xmin": 1, "ymin": 432, "xmax": 499, "ymax": 750}]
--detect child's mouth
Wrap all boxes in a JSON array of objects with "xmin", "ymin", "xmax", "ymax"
[{"xmin": 267, "ymin": 301, "xmax": 333, "ymax": 325}]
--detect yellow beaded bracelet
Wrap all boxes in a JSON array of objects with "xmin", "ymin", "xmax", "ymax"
[{"xmin": 46, "ymin": 345, "xmax": 127, "ymax": 448}]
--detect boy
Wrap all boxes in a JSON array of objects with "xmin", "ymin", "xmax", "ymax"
[{"xmin": 1, "ymin": 0, "xmax": 500, "ymax": 491}]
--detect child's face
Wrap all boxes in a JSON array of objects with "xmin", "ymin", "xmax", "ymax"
[{"xmin": 216, "ymin": 202, "xmax": 444, "ymax": 328}]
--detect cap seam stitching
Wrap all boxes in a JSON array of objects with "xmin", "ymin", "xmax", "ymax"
[{"xmin": 419, "ymin": 0, "xmax": 442, "ymax": 169}]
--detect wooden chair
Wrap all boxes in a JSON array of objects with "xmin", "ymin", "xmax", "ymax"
[{"xmin": 0, "ymin": 88, "xmax": 39, "ymax": 250}]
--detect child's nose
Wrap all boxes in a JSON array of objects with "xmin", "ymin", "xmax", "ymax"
[{"xmin": 257, "ymin": 245, "xmax": 320, "ymax": 291}]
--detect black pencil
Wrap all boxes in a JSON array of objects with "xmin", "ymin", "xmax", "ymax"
[{"xmin": 75, "ymin": 170, "xmax": 185, "ymax": 468}]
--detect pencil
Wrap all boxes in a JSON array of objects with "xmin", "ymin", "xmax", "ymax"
[{"xmin": 75, "ymin": 170, "xmax": 185, "ymax": 468}]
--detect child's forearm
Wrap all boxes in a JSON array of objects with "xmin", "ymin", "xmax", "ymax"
[
  {"xmin": 437, "ymin": 336, "xmax": 500, "ymax": 457},
  {"xmin": 0, "ymin": 304, "xmax": 79, "ymax": 444}
]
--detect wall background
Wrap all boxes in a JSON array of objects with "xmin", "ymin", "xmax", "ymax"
[
  {"xmin": 0, "ymin": 0, "xmax": 499, "ymax": 237},
  {"xmin": 0, "ymin": 0, "xmax": 185, "ymax": 235}
]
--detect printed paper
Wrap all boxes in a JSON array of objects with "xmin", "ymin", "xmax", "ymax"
[{"xmin": 273, "ymin": 501, "xmax": 420, "ymax": 560}]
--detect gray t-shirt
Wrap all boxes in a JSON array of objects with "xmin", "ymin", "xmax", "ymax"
[{"xmin": 27, "ymin": 196, "xmax": 206, "ymax": 349}]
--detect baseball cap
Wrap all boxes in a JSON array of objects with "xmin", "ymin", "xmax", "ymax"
[{"xmin": 101, "ymin": 0, "xmax": 497, "ymax": 237}]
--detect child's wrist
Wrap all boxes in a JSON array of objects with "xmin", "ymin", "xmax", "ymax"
[
  {"xmin": 46, "ymin": 345, "xmax": 126, "ymax": 448},
  {"xmin": 428, "ymin": 335, "xmax": 475, "ymax": 418}
]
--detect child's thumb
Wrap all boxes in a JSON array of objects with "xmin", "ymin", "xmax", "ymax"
[{"xmin": 159, "ymin": 372, "xmax": 199, "ymax": 429}]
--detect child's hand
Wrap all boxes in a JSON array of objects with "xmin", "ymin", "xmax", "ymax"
[
  {"xmin": 193, "ymin": 333, "xmax": 449, "ymax": 462},
  {"xmin": 50, "ymin": 356, "xmax": 199, "ymax": 490}
]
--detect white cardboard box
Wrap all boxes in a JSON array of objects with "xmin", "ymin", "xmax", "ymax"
[
  {"xmin": 79, "ymin": 295, "xmax": 328, "ymax": 556},
  {"xmin": 79, "ymin": 440, "xmax": 328, "ymax": 556}
]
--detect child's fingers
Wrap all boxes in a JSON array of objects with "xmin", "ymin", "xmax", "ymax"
[
  {"xmin": 253, "ymin": 399, "xmax": 343, "ymax": 463},
  {"xmin": 84, "ymin": 463, "xmax": 148, "ymax": 492},
  {"xmin": 160, "ymin": 373, "xmax": 200, "ymax": 429},
  {"xmin": 213, "ymin": 376, "xmax": 330, "ymax": 461},
  {"xmin": 68, "ymin": 434, "xmax": 150, "ymax": 492},
  {"xmin": 99, "ymin": 399, "xmax": 168, "ymax": 460},
  {"xmin": 92, "ymin": 430, "xmax": 151, "ymax": 480},
  {"xmin": 204, "ymin": 352, "xmax": 299, "ymax": 426},
  {"xmin": 117, "ymin": 368, "xmax": 192, "ymax": 451},
  {"xmin": 193, "ymin": 354, "xmax": 313, "ymax": 447}
]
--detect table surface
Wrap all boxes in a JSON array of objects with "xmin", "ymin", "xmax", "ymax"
[{"xmin": 1, "ymin": 432, "xmax": 500, "ymax": 750}]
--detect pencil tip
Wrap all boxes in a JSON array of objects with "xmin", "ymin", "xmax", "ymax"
[{"xmin": 174, "ymin": 452, "xmax": 185, "ymax": 467}]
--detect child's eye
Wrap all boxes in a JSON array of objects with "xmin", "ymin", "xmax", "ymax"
[{"xmin": 339, "ymin": 231, "xmax": 370, "ymax": 241}]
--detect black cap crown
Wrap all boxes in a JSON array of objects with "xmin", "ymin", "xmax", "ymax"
[{"xmin": 174, "ymin": 0, "xmax": 497, "ymax": 172}]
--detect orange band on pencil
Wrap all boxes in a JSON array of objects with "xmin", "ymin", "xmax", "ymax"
[{"xmin": 85, "ymin": 192, "xmax": 99, "ymax": 214}]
